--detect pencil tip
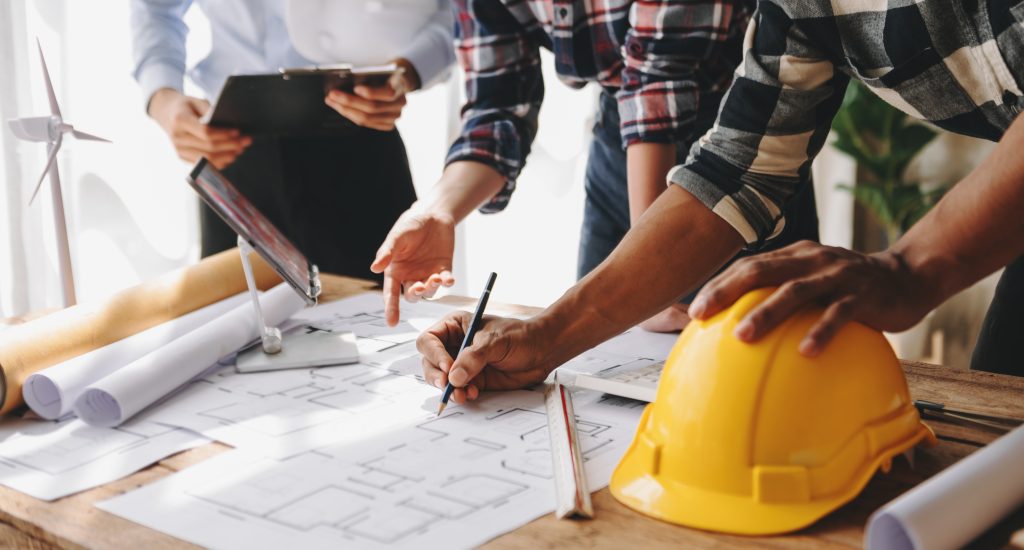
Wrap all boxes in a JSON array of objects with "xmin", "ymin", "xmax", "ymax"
[{"xmin": 436, "ymin": 402, "xmax": 447, "ymax": 417}]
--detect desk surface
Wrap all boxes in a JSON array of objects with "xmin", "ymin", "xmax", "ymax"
[{"xmin": 1, "ymin": 275, "xmax": 1023, "ymax": 549}]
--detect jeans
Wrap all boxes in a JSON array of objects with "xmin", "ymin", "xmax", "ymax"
[
  {"xmin": 203, "ymin": 128, "xmax": 416, "ymax": 282},
  {"xmin": 577, "ymin": 93, "xmax": 820, "ymax": 302},
  {"xmin": 971, "ymin": 256, "xmax": 1024, "ymax": 377}
]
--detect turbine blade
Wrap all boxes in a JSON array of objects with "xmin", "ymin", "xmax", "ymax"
[
  {"xmin": 7, "ymin": 117, "xmax": 52, "ymax": 142},
  {"xmin": 29, "ymin": 143, "xmax": 61, "ymax": 205},
  {"xmin": 37, "ymin": 38, "xmax": 62, "ymax": 119},
  {"xmin": 70, "ymin": 128, "xmax": 111, "ymax": 143}
]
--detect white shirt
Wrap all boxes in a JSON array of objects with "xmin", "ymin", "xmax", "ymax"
[{"xmin": 131, "ymin": 0, "xmax": 454, "ymax": 104}]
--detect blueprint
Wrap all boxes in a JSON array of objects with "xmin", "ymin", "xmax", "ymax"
[
  {"xmin": 0, "ymin": 412, "xmax": 208, "ymax": 500},
  {"xmin": 142, "ymin": 295, "xmax": 464, "ymax": 453},
  {"xmin": 99, "ymin": 389, "xmax": 644, "ymax": 550},
  {"xmin": 142, "ymin": 294, "xmax": 673, "ymax": 455},
  {"xmin": 556, "ymin": 326, "xmax": 676, "ymax": 378}
]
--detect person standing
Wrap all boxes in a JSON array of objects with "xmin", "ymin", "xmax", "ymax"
[
  {"xmin": 371, "ymin": 0, "xmax": 819, "ymax": 331},
  {"xmin": 131, "ymin": 0, "xmax": 454, "ymax": 280},
  {"xmin": 415, "ymin": 0, "xmax": 1024, "ymax": 404}
]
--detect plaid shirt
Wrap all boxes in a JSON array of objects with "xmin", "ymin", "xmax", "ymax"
[
  {"xmin": 447, "ymin": 0, "xmax": 752, "ymax": 212},
  {"xmin": 671, "ymin": 0, "xmax": 1024, "ymax": 247}
]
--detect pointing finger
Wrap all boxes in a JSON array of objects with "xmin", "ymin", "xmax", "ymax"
[{"xmin": 383, "ymin": 273, "xmax": 401, "ymax": 326}]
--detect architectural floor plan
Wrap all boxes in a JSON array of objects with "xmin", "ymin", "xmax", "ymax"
[
  {"xmin": 0, "ymin": 413, "xmax": 207, "ymax": 500},
  {"xmin": 99, "ymin": 390, "xmax": 644, "ymax": 550},
  {"xmin": 143, "ymin": 295, "xmax": 459, "ymax": 453}
]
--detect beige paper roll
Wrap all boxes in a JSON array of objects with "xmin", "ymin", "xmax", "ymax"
[{"xmin": 0, "ymin": 248, "xmax": 281, "ymax": 414}]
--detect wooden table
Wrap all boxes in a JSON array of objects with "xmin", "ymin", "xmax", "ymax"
[{"xmin": 1, "ymin": 275, "xmax": 1023, "ymax": 549}]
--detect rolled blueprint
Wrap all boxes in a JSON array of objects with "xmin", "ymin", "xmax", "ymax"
[
  {"xmin": 74, "ymin": 283, "xmax": 304, "ymax": 427},
  {"xmin": 866, "ymin": 424, "xmax": 1024, "ymax": 550},
  {"xmin": 0, "ymin": 248, "xmax": 280, "ymax": 414},
  {"xmin": 23, "ymin": 293, "xmax": 249, "ymax": 420}
]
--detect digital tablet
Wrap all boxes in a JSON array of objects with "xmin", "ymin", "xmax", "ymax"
[
  {"xmin": 202, "ymin": 65, "xmax": 402, "ymax": 136},
  {"xmin": 187, "ymin": 158, "xmax": 320, "ymax": 305}
]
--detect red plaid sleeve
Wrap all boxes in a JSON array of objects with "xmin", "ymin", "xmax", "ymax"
[
  {"xmin": 617, "ymin": 0, "xmax": 751, "ymax": 147},
  {"xmin": 446, "ymin": 0, "xmax": 545, "ymax": 213}
]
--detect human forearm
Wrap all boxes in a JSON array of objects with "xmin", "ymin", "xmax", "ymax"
[
  {"xmin": 626, "ymin": 142, "xmax": 677, "ymax": 224},
  {"xmin": 147, "ymin": 87, "xmax": 184, "ymax": 124},
  {"xmin": 685, "ymin": 116, "xmax": 1024, "ymax": 356},
  {"xmin": 417, "ymin": 161, "xmax": 508, "ymax": 223},
  {"xmin": 889, "ymin": 115, "xmax": 1024, "ymax": 308},
  {"xmin": 533, "ymin": 186, "xmax": 745, "ymax": 366}
]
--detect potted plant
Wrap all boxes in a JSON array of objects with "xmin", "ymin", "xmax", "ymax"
[
  {"xmin": 830, "ymin": 82, "xmax": 949, "ymax": 359},
  {"xmin": 830, "ymin": 82, "xmax": 948, "ymax": 247}
]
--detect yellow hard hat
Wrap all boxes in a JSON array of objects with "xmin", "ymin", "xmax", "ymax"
[{"xmin": 611, "ymin": 288, "xmax": 935, "ymax": 535}]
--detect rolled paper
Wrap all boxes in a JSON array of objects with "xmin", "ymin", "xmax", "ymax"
[
  {"xmin": 0, "ymin": 248, "xmax": 280, "ymax": 414},
  {"xmin": 73, "ymin": 283, "xmax": 305, "ymax": 427},
  {"xmin": 23, "ymin": 293, "xmax": 248, "ymax": 420},
  {"xmin": 866, "ymin": 424, "xmax": 1024, "ymax": 550}
]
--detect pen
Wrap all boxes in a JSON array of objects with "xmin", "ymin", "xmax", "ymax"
[{"xmin": 437, "ymin": 272, "xmax": 497, "ymax": 416}]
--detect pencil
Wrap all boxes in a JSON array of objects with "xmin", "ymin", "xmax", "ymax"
[{"xmin": 437, "ymin": 272, "xmax": 497, "ymax": 416}]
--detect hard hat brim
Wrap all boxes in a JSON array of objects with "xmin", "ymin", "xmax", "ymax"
[{"xmin": 610, "ymin": 425, "xmax": 934, "ymax": 536}]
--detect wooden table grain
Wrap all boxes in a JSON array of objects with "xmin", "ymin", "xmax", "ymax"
[{"xmin": 1, "ymin": 275, "xmax": 1022, "ymax": 549}]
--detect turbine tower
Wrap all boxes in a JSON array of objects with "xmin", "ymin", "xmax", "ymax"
[{"xmin": 7, "ymin": 39, "xmax": 110, "ymax": 308}]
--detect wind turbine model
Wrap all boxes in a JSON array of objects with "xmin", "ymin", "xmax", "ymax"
[{"xmin": 7, "ymin": 39, "xmax": 110, "ymax": 308}]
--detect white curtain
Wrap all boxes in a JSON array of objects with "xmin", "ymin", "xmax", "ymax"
[
  {"xmin": 1, "ymin": 1, "xmax": 203, "ymax": 317},
  {"xmin": 0, "ymin": 0, "xmax": 49, "ymax": 318}
]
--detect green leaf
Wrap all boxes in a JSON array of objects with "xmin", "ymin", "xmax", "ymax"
[
  {"xmin": 831, "ymin": 80, "xmax": 948, "ymax": 237},
  {"xmin": 841, "ymin": 83, "xmax": 889, "ymax": 139},
  {"xmin": 889, "ymin": 123, "xmax": 938, "ymax": 177},
  {"xmin": 838, "ymin": 182, "xmax": 898, "ymax": 228}
]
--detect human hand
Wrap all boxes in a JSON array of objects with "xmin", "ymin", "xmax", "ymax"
[
  {"xmin": 639, "ymin": 303, "xmax": 692, "ymax": 333},
  {"xmin": 688, "ymin": 241, "xmax": 932, "ymax": 356},
  {"xmin": 147, "ymin": 88, "xmax": 251, "ymax": 168},
  {"xmin": 371, "ymin": 208, "xmax": 457, "ymax": 325},
  {"xmin": 325, "ymin": 82, "xmax": 408, "ymax": 131},
  {"xmin": 417, "ymin": 313, "xmax": 554, "ymax": 404}
]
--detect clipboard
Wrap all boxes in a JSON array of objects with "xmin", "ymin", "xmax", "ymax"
[{"xmin": 202, "ymin": 64, "xmax": 403, "ymax": 136}]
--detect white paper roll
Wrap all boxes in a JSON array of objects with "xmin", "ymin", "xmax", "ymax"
[
  {"xmin": 73, "ymin": 284, "xmax": 304, "ymax": 427},
  {"xmin": 23, "ymin": 294, "xmax": 248, "ymax": 420},
  {"xmin": 866, "ymin": 424, "xmax": 1024, "ymax": 550}
]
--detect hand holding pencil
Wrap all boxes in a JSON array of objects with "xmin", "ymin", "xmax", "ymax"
[{"xmin": 416, "ymin": 275, "xmax": 554, "ymax": 409}]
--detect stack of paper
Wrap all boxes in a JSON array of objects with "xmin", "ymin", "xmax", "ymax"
[
  {"xmin": 0, "ymin": 412, "xmax": 208, "ymax": 501},
  {"xmin": 0, "ymin": 284, "xmax": 302, "ymax": 500}
]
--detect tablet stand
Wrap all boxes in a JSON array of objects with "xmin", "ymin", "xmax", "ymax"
[
  {"xmin": 238, "ymin": 236, "xmax": 282, "ymax": 354},
  {"xmin": 234, "ymin": 236, "xmax": 360, "ymax": 373}
]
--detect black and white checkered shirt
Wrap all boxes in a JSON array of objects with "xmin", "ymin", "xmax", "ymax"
[{"xmin": 670, "ymin": 0, "xmax": 1024, "ymax": 246}]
